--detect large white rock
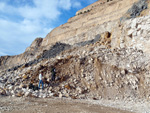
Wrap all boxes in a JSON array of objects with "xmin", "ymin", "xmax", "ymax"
[
  {"xmin": 8, "ymin": 85, "xmax": 13, "ymax": 90},
  {"xmin": 137, "ymin": 30, "xmax": 142, "ymax": 36},
  {"xmin": 132, "ymin": 31, "xmax": 137, "ymax": 37},
  {"xmin": 131, "ymin": 19, "xmax": 137, "ymax": 29},
  {"xmin": 25, "ymin": 91, "xmax": 31, "ymax": 97},
  {"xmin": 76, "ymin": 87, "xmax": 82, "ymax": 94},
  {"xmin": 127, "ymin": 29, "xmax": 134, "ymax": 36},
  {"xmin": 49, "ymin": 92, "xmax": 54, "ymax": 96},
  {"xmin": 59, "ymin": 93, "xmax": 63, "ymax": 98},
  {"xmin": 137, "ymin": 24, "xmax": 142, "ymax": 31},
  {"xmin": 141, "ymin": 25, "xmax": 150, "ymax": 30}
]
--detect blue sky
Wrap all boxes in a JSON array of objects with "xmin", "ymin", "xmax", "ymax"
[{"xmin": 0, "ymin": 0, "xmax": 97, "ymax": 56}]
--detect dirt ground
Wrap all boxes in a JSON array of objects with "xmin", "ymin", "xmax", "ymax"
[{"xmin": 0, "ymin": 96, "xmax": 133, "ymax": 113}]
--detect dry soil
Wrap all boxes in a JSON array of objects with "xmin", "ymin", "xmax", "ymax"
[{"xmin": 0, "ymin": 96, "xmax": 133, "ymax": 113}]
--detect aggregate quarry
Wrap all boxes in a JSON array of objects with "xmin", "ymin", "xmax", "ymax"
[{"xmin": 1, "ymin": 0, "xmax": 150, "ymax": 112}]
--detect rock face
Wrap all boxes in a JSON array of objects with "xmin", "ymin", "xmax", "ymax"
[
  {"xmin": 42, "ymin": 0, "xmax": 139, "ymax": 47},
  {"xmin": 0, "ymin": 38, "xmax": 43, "ymax": 70},
  {"xmin": 25, "ymin": 38, "xmax": 43, "ymax": 52},
  {"xmin": 1, "ymin": 0, "xmax": 150, "ymax": 104},
  {"xmin": 1, "ymin": 0, "xmax": 149, "ymax": 71}
]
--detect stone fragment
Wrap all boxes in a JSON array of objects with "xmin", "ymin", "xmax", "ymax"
[
  {"xmin": 59, "ymin": 93, "xmax": 63, "ymax": 98},
  {"xmin": 132, "ymin": 31, "xmax": 137, "ymax": 36},
  {"xmin": 131, "ymin": 19, "xmax": 137, "ymax": 28},
  {"xmin": 79, "ymin": 94, "xmax": 86, "ymax": 99},
  {"xmin": 8, "ymin": 85, "xmax": 13, "ymax": 90},
  {"xmin": 137, "ymin": 25, "xmax": 141, "ymax": 30},
  {"xmin": 71, "ymin": 96, "xmax": 77, "ymax": 99},
  {"xmin": 25, "ymin": 91, "xmax": 31, "ymax": 97},
  {"xmin": 64, "ymin": 93, "xmax": 69, "ymax": 97},
  {"xmin": 49, "ymin": 92, "xmax": 54, "ymax": 97},
  {"xmin": 64, "ymin": 84, "xmax": 71, "ymax": 90},
  {"xmin": 121, "ymin": 69, "xmax": 126, "ymax": 75},
  {"xmin": 137, "ymin": 30, "xmax": 142, "ymax": 36},
  {"xmin": 53, "ymin": 93, "xmax": 58, "ymax": 97},
  {"xmin": 19, "ymin": 83, "xmax": 24, "ymax": 88},
  {"xmin": 0, "ymin": 88, "xmax": 6, "ymax": 95},
  {"xmin": 76, "ymin": 87, "xmax": 82, "ymax": 94},
  {"xmin": 81, "ymin": 74, "xmax": 85, "ymax": 78},
  {"xmin": 22, "ymin": 74, "xmax": 28, "ymax": 79},
  {"xmin": 16, "ymin": 92, "xmax": 24, "ymax": 97},
  {"xmin": 127, "ymin": 29, "xmax": 134, "ymax": 36},
  {"xmin": 42, "ymin": 93, "xmax": 47, "ymax": 98},
  {"xmin": 11, "ymin": 91, "xmax": 16, "ymax": 96}
]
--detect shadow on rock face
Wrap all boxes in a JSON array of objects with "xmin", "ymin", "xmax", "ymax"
[
  {"xmin": 120, "ymin": 0, "xmax": 148, "ymax": 22},
  {"xmin": 76, "ymin": 34, "xmax": 101, "ymax": 47},
  {"xmin": 42, "ymin": 42, "xmax": 71, "ymax": 59}
]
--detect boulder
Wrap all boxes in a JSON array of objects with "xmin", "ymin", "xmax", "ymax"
[
  {"xmin": 22, "ymin": 74, "xmax": 28, "ymax": 79},
  {"xmin": 64, "ymin": 84, "xmax": 71, "ymax": 90},
  {"xmin": 76, "ymin": 87, "xmax": 83, "ymax": 94},
  {"xmin": 24, "ymin": 91, "xmax": 32, "ymax": 97},
  {"xmin": 59, "ymin": 93, "xmax": 63, "ymax": 98},
  {"xmin": 16, "ymin": 91, "xmax": 24, "ymax": 97},
  {"xmin": 71, "ymin": 96, "xmax": 77, "ymax": 99},
  {"xmin": 0, "ymin": 87, "xmax": 6, "ymax": 96},
  {"xmin": 127, "ymin": 29, "xmax": 134, "ymax": 37}
]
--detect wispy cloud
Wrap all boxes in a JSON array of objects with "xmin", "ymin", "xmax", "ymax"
[
  {"xmin": 0, "ymin": 0, "xmax": 97, "ymax": 56},
  {"xmin": 0, "ymin": 51, "xmax": 7, "ymax": 56},
  {"xmin": 72, "ymin": 1, "xmax": 82, "ymax": 8},
  {"xmin": 0, "ymin": 0, "xmax": 73, "ymax": 56}
]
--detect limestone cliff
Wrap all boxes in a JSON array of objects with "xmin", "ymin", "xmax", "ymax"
[
  {"xmin": 1, "ymin": 1, "xmax": 150, "ymax": 111},
  {"xmin": 1, "ymin": 0, "xmax": 149, "ymax": 71}
]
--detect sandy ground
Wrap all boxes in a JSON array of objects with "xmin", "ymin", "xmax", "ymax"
[{"xmin": 0, "ymin": 96, "xmax": 133, "ymax": 113}]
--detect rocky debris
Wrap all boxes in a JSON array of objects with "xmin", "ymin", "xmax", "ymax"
[
  {"xmin": 118, "ymin": 15, "xmax": 150, "ymax": 53},
  {"xmin": 76, "ymin": 34, "xmax": 101, "ymax": 46},
  {"xmin": 42, "ymin": 42, "xmax": 71, "ymax": 59},
  {"xmin": 120, "ymin": 0, "xmax": 148, "ymax": 22},
  {"xmin": 0, "ymin": 87, "xmax": 6, "ymax": 96},
  {"xmin": 0, "ymin": 42, "xmax": 149, "ymax": 100},
  {"xmin": 127, "ymin": 0, "xmax": 147, "ymax": 18},
  {"xmin": 6, "ymin": 42, "xmax": 71, "ymax": 73},
  {"xmin": 1, "ymin": 0, "xmax": 150, "ymax": 72},
  {"xmin": 8, "ymin": 64, "xmax": 23, "ymax": 72},
  {"xmin": 22, "ymin": 59, "xmax": 40, "ymax": 67},
  {"xmin": 1, "ymin": 1, "xmax": 150, "ymax": 112}
]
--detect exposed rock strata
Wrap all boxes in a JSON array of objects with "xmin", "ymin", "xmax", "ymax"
[
  {"xmin": 1, "ymin": 1, "xmax": 150, "ymax": 112},
  {"xmin": 1, "ymin": 0, "xmax": 149, "ymax": 71}
]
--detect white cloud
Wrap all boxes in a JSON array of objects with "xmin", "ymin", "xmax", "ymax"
[
  {"xmin": 18, "ymin": 0, "xmax": 73, "ymax": 20},
  {"xmin": 0, "ymin": 0, "xmax": 97, "ymax": 56},
  {"xmin": 0, "ymin": 18, "xmax": 53, "ymax": 43},
  {"xmin": 0, "ymin": 0, "xmax": 73, "ymax": 56},
  {"xmin": 72, "ymin": 2, "xmax": 82, "ymax": 8},
  {"xmin": 0, "ymin": 2, "xmax": 18, "ymax": 15},
  {"xmin": 58, "ymin": 0, "xmax": 71, "ymax": 10},
  {"xmin": 0, "ymin": 51, "xmax": 7, "ymax": 56}
]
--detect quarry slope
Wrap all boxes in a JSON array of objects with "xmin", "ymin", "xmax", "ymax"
[
  {"xmin": 1, "ymin": 0, "xmax": 148, "ymax": 70},
  {"xmin": 1, "ymin": 0, "xmax": 150, "ymax": 112}
]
